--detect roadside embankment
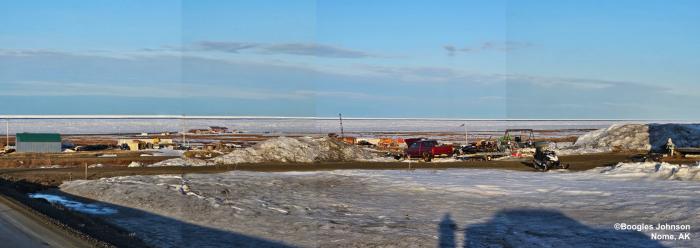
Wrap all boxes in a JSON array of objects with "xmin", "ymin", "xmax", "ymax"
[{"xmin": 0, "ymin": 178, "xmax": 149, "ymax": 247}]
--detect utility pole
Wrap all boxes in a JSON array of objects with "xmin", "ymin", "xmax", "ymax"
[
  {"xmin": 462, "ymin": 123, "xmax": 468, "ymax": 145},
  {"xmin": 5, "ymin": 119, "xmax": 9, "ymax": 150},
  {"xmin": 181, "ymin": 115, "xmax": 187, "ymax": 148},
  {"xmin": 338, "ymin": 113, "xmax": 344, "ymax": 138}
]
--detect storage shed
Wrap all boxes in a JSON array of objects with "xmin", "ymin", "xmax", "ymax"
[{"xmin": 15, "ymin": 133, "xmax": 62, "ymax": 153}]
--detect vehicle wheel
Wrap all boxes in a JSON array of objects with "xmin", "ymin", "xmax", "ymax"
[
  {"xmin": 422, "ymin": 152, "xmax": 432, "ymax": 162},
  {"xmin": 544, "ymin": 161, "xmax": 555, "ymax": 171}
]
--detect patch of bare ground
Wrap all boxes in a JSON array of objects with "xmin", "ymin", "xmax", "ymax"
[{"xmin": 0, "ymin": 152, "xmax": 638, "ymax": 187}]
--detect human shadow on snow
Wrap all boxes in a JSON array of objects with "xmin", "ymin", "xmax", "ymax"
[{"xmin": 438, "ymin": 209, "xmax": 666, "ymax": 248}]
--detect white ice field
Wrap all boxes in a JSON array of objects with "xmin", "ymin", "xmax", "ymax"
[{"xmin": 2, "ymin": 118, "xmax": 641, "ymax": 135}]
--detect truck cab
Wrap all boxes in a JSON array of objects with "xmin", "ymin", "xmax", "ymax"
[{"xmin": 404, "ymin": 139, "xmax": 453, "ymax": 161}]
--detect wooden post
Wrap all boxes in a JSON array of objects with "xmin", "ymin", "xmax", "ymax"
[{"xmin": 84, "ymin": 162, "xmax": 88, "ymax": 180}]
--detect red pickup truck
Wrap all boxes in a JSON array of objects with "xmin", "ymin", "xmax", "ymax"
[{"xmin": 404, "ymin": 139, "xmax": 454, "ymax": 161}]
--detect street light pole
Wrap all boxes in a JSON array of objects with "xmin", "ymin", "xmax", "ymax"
[{"xmin": 459, "ymin": 123, "xmax": 468, "ymax": 145}]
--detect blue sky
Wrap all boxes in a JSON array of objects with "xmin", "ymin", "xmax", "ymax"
[{"xmin": 1, "ymin": 0, "xmax": 698, "ymax": 118}]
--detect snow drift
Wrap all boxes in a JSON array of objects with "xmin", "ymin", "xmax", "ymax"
[
  {"xmin": 574, "ymin": 123, "xmax": 700, "ymax": 152},
  {"xmin": 595, "ymin": 162, "xmax": 700, "ymax": 181},
  {"xmin": 213, "ymin": 137, "xmax": 384, "ymax": 164},
  {"xmin": 148, "ymin": 157, "xmax": 214, "ymax": 167},
  {"xmin": 127, "ymin": 161, "xmax": 143, "ymax": 168}
]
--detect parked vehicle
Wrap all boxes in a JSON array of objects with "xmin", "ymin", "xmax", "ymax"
[
  {"xmin": 533, "ymin": 146, "xmax": 568, "ymax": 171},
  {"xmin": 502, "ymin": 129, "xmax": 535, "ymax": 149},
  {"xmin": 456, "ymin": 139, "xmax": 500, "ymax": 155},
  {"xmin": 404, "ymin": 139, "xmax": 453, "ymax": 161}
]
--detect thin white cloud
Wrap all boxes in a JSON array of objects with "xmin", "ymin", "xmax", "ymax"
[
  {"xmin": 1, "ymin": 48, "xmax": 692, "ymax": 104},
  {"xmin": 1, "ymin": 81, "xmax": 305, "ymax": 100},
  {"xmin": 507, "ymin": 75, "xmax": 619, "ymax": 90},
  {"xmin": 193, "ymin": 41, "xmax": 375, "ymax": 58},
  {"xmin": 1, "ymin": 81, "xmax": 394, "ymax": 102},
  {"xmin": 293, "ymin": 90, "xmax": 395, "ymax": 100},
  {"xmin": 443, "ymin": 41, "xmax": 534, "ymax": 55}
]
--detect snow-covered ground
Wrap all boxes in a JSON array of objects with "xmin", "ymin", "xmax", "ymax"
[
  {"xmin": 55, "ymin": 163, "xmax": 700, "ymax": 247},
  {"xmin": 29, "ymin": 193, "xmax": 118, "ymax": 215}
]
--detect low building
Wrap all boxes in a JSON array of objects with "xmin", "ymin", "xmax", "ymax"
[
  {"xmin": 187, "ymin": 129, "xmax": 211, "ymax": 135},
  {"xmin": 118, "ymin": 137, "xmax": 174, "ymax": 151},
  {"xmin": 209, "ymin": 126, "xmax": 229, "ymax": 133},
  {"xmin": 119, "ymin": 139, "xmax": 144, "ymax": 151},
  {"xmin": 15, "ymin": 133, "xmax": 62, "ymax": 153},
  {"xmin": 187, "ymin": 126, "xmax": 230, "ymax": 135}
]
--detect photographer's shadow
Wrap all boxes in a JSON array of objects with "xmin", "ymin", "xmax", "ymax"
[{"xmin": 438, "ymin": 210, "xmax": 667, "ymax": 248}]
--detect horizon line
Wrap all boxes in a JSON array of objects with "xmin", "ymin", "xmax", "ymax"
[{"xmin": 0, "ymin": 115, "xmax": 696, "ymax": 122}]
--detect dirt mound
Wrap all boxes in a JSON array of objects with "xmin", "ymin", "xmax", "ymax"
[
  {"xmin": 213, "ymin": 137, "xmax": 381, "ymax": 164},
  {"xmin": 574, "ymin": 123, "xmax": 700, "ymax": 152}
]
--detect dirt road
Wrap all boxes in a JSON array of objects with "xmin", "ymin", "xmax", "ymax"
[
  {"xmin": 0, "ymin": 194, "xmax": 93, "ymax": 248},
  {"xmin": 0, "ymin": 153, "xmax": 636, "ymax": 187}
]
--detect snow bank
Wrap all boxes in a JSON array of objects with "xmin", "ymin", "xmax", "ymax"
[
  {"xmin": 88, "ymin": 163, "xmax": 104, "ymax": 168},
  {"xmin": 29, "ymin": 193, "xmax": 118, "ymax": 215},
  {"xmin": 555, "ymin": 147, "xmax": 612, "ymax": 156},
  {"xmin": 213, "ymin": 137, "xmax": 381, "ymax": 164},
  {"xmin": 574, "ymin": 123, "xmax": 700, "ymax": 152},
  {"xmin": 128, "ymin": 161, "xmax": 143, "ymax": 168},
  {"xmin": 595, "ymin": 162, "xmax": 700, "ymax": 181},
  {"xmin": 148, "ymin": 158, "xmax": 214, "ymax": 167},
  {"xmin": 574, "ymin": 124, "xmax": 650, "ymax": 151},
  {"xmin": 143, "ymin": 149, "xmax": 185, "ymax": 157}
]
